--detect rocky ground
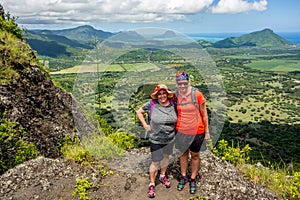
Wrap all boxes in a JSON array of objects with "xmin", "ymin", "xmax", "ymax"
[{"xmin": 0, "ymin": 148, "xmax": 280, "ymax": 200}]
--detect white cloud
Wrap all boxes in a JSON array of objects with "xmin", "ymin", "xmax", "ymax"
[
  {"xmin": 210, "ymin": 0, "xmax": 268, "ymax": 14},
  {"xmin": 1, "ymin": 0, "xmax": 213, "ymax": 24},
  {"xmin": 1, "ymin": 0, "xmax": 267, "ymax": 27}
]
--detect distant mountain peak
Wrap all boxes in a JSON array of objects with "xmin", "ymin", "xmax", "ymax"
[
  {"xmin": 261, "ymin": 28, "xmax": 273, "ymax": 32},
  {"xmin": 213, "ymin": 28, "xmax": 294, "ymax": 48},
  {"xmin": 76, "ymin": 25, "xmax": 94, "ymax": 29}
]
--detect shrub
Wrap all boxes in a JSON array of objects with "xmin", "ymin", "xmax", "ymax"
[
  {"xmin": 213, "ymin": 139, "xmax": 300, "ymax": 199},
  {"xmin": 108, "ymin": 132, "xmax": 136, "ymax": 150},
  {"xmin": 289, "ymin": 172, "xmax": 300, "ymax": 200},
  {"xmin": 0, "ymin": 117, "xmax": 38, "ymax": 174},
  {"xmin": 97, "ymin": 116, "xmax": 114, "ymax": 136},
  {"xmin": 61, "ymin": 132, "xmax": 125, "ymax": 164},
  {"xmin": 60, "ymin": 142, "xmax": 95, "ymax": 166},
  {"xmin": 0, "ymin": 11, "xmax": 23, "ymax": 39},
  {"xmin": 240, "ymin": 164, "xmax": 300, "ymax": 200},
  {"xmin": 72, "ymin": 178, "xmax": 92, "ymax": 200},
  {"xmin": 82, "ymin": 132, "xmax": 125, "ymax": 160},
  {"xmin": 212, "ymin": 139, "xmax": 251, "ymax": 165}
]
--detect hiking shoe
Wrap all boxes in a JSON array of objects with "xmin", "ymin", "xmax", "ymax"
[
  {"xmin": 159, "ymin": 175, "xmax": 171, "ymax": 188},
  {"xmin": 177, "ymin": 176, "xmax": 188, "ymax": 191},
  {"xmin": 189, "ymin": 179, "xmax": 197, "ymax": 194},
  {"xmin": 148, "ymin": 185, "xmax": 155, "ymax": 198}
]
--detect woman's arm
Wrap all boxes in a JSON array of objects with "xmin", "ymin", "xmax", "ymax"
[
  {"xmin": 136, "ymin": 107, "xmax": 151, "ymax": 132},
  {"xmin": 199, "ymin": 103, "xmax": 210, "ymax": 140}
]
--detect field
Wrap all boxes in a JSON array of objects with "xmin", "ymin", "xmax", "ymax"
[
  {"xmin": 245, "ymin": 59, "xmax": 300, "ymax": 72},
  {"xmin": 50, "ymin": 62, "xmax": 161, "ymax": 74}
]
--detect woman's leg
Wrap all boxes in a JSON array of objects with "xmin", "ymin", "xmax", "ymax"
[
  {"xmin": 159, "ymin": 154, "xmax": 171, "ymax": 188},
  {"xmin": 149, "ymin": 161, "xmax": 159, "ymax": 184},
  {"xmin": 179, "ymin": 150, "xmax": 189, "ymax": 177},
  {"xmin": 159, "ymin": 154, "xmax": 169, "ymax": 175},
  {"xmin": 190, "ymin": 151, "xmax": 200, "ymax": 179}
]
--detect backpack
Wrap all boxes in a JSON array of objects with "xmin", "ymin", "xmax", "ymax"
[{"xmin": 175, "ymin": 87, "xmax": 200, "ymax": 110}]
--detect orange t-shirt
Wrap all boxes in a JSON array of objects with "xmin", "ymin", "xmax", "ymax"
[{"xmin": 176, "ymin": 90, "xmax": 206, "ymax": 134}]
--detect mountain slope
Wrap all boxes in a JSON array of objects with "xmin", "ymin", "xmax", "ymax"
[
  {"xmin": 25, "ymin": 30, "xmax": 91, "ymax": 57},
  {"xmin": 51, "ymin": 25, "xmax": 113, "ymax": 43},
  {"xmin": 0, "ymin": 16, "xmax": 93, "ymax": 161},
  {"xmin": 213, "ymin": 28, "xmax": 294, "ymax": 48},
  {"xmin": 26, "ymin": 30, "xmax": 91, "ymax": 48}
]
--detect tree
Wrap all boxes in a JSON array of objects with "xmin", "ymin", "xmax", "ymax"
[{"xmin": 0, "ymin": 4, "xmax": 24, "ymax": 39}]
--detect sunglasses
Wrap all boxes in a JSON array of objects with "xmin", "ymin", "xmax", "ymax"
[{"xmin": 177, "ymin": 82, "xmax": 189, "ymax": 86}]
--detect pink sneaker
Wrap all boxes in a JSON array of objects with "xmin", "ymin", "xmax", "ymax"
[
  {"xmin": 159, "ymin": 175, "xmax": 171, "ymax": 188},
  {"xmin": 148, "ymin": 185, "xmax": 155, "ymax": 198}
]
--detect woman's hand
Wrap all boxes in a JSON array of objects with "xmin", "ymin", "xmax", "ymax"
[
  {"xmin": 144, "ymin": 124, "xmax": 151, "ymax": 132},
  {"xmin": 205, "ymin": 132, "xmax": 210, "ymax": 140}
]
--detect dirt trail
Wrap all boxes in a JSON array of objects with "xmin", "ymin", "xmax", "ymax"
[{"xmin": 95, "ymin": 171, "xmax": 204, "ymax": 200}]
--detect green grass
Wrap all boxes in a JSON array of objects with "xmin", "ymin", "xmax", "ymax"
[{"xmin": 245, "ymin": 59, "xmax": 300, "ymax": 72}]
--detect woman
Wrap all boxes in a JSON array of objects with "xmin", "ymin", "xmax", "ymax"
[
  {"xmin": 136, "ymin": 84, "xmax": 177, "ymax": 198},
  {"xmin": 174, "ymin": 70, "xmax": 210, "ymax": 194}
]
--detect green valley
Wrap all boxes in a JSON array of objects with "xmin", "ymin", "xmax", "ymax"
[{"xmin": 26, "ymin": 27, "xmax": 300, "ymax": 169}]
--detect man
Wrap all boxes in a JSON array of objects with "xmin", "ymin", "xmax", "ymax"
[{"xmin": 175, "ymin": 70, "xmax": 210, "ymax": 194}]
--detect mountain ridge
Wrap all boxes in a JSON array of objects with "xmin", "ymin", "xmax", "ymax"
[
  {"xmin": 25, "ymin": 26, "xmax": 297, "ymax": 58},
  {"xmin": 33, "ymin": 25, "xmax": 114, "ymax": 42}
]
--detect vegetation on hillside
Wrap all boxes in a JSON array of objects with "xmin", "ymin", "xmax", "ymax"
[
  {"xmin": 0, "ymin": 5, "xmax": 40, "ymax": 173},
  {"xmin": 0, "ymin": 6, "xmax": 50, "ymax": 82},
  {"xmin": 0, "ymin": 113, "xmax": 38, "ymax": 174},
  {"xmin": 0, "ymin": 7, "xmax": 23, "ymax": 39},
  {"xmin": 212, "ymin": 140, "xmax": 300, "ymax": 199}
]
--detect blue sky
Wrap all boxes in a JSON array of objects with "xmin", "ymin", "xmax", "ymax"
[{"xmin": 1, "ymin": 0, "xmax": 299, "ymax": 34}]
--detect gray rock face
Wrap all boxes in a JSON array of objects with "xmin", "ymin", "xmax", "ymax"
[{"xmin": 0, "ymin": 40, "xmax": 94, "ymax": 158}]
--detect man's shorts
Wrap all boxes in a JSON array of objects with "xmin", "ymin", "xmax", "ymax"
[
  {"xmin": 175, "ymin": 132, "xmax": 205, "ymax": 153},
  {"xmin": 150, "ymin": 141, "xmax": 174, "ymax": 162}
]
